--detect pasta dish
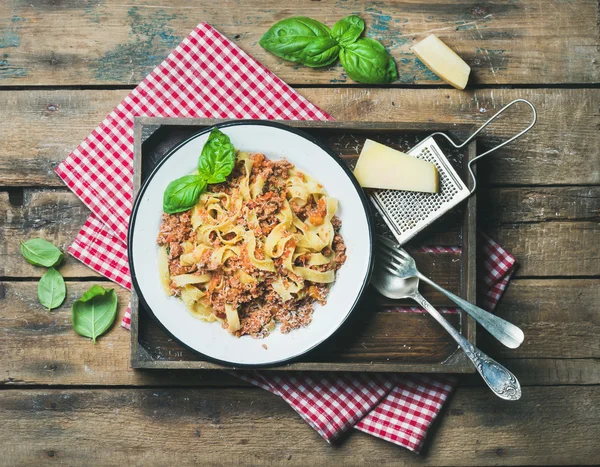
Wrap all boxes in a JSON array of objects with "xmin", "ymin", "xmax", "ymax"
[{"xmin": 157, "ymin": 151, "xmax": 347, "ymax": 338}]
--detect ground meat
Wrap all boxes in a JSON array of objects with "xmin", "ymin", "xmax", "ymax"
[
  {"xmin": 268, "ymin": 160, "xmax": 294, "ymax": 190},
  {"xmin": 168, "ymin": 262, "xmax": 196, "ymax": 277},
  {"xmin": 168, "ymin": 242, "xmax": 183, "ymax": 259},
  {"xmin": 252, "ymin": 191, "xmax": 284, "ymax": 222},
  {"xmin": 158, "ymin": 152, "xmax": 348, "ymax": 338},
  {"xmin": 239, "ymin": 304, "xmax": 274, "ymax": 337},
  {"xmin": 332, "ymin": 232, "xmax": 347, "ymax": 271},
  {"xmin": 157, "ymin": 211, "xmax": 194, "ymax": 245},
  {"xmin": 275, "ymin": 299, "xmax": 314, "ymax": 334}
]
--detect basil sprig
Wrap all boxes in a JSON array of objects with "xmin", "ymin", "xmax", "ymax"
[
  {"xmin": 38, "ymin": 267, "xmax": 66, "ymax": 311},
  {"xmin": 162, "ymin": 128, "xmax": 236, "ymax": 214},
  {"xmin": 72, "ymin": 285, "xmax": 118, "ymax": 343},
  {"xmin": 259, "ymin": 15, "xmax": 397, "ymax": 84}
]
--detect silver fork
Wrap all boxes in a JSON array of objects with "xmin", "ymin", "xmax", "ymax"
[
  {"xmin": 371, "ymin": 236, "xmax": 522, "ymax": 400},
  {"xmin": 376, "ymin": 235, "xmax": 524, "ymax": 349}
]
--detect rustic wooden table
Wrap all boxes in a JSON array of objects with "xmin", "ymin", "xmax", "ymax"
[{"xmin": 1, "ymin": 1, "xmax": 599, "ymax": 465}]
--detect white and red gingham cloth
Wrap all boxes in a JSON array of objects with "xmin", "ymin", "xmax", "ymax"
[{"xmin": 55, "ymin": 23, "xmax": 517, "ymax": 453}]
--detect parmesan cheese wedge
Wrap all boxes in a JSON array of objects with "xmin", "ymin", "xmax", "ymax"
[
  {"xmin": 412, "ymin": 34, "xmax": 470, "ymax": 90},
  {"xmin": 353, "ymin": 139, "xmax": 439, "ymax": 193}
]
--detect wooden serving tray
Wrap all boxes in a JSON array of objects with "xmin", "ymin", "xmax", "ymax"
[{"xmin": 130, "ymin": 118, "xmax": 477, "ymax": 373}]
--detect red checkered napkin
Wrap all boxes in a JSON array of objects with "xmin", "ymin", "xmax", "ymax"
[{"xmin": 55, "ymin": 23, "xmax": 517, "ymax": 453}]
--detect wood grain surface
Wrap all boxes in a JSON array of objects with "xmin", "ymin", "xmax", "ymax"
[
  {"xmin": 0, "ymin": 0, "xmax": 599, "ymax": 464},
  {"xmin": 1, "ymin": 387, "xmax": 599, "ymax": 466},
  {"xmin": 0, "ymin": 0, "xmax": 598, "ymax": 86},
  {"xmin": 1, "ymin": 88, "xmax": 598, "ymax": 187}
]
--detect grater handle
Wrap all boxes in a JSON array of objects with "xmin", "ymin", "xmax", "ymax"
[{"xmin": 429, "ymin": 98, "xmax": 537, "ymax": 195}]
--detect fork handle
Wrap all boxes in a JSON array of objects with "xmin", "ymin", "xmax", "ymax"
[
  {"xmin": 417, "ymin": 273, "xmax": 524, "ymax": 349},
  {"xmin": 412, "ymin": 292, "xmax": 521, "ymax": 401}
]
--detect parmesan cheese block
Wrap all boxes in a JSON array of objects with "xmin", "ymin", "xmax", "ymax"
[
  {"xmin": 353, "ymin": 139, "xmax": 439, "ymax": 193},
  {"xmin": 412, "ymin": 34, "xmax": 470, "ymax": 90}
]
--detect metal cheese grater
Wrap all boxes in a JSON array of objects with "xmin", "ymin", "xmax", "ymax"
[{"xmin": 370, "ymin": 99, "xmax": 537, "ymax": 245}]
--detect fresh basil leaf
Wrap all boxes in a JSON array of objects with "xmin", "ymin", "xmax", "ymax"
[
  {"xmin": 72, "ymin": 285, "xmax": 118, "ymax": 343},
  {"xmin": 259, "ymin": 17, "xmax": 338, "ymax": 66},
  {"xmin": 197, "ymin": 128, "xmax": 236, "ymax": 184},
  {"xmin": 37, "ymin": 267, "xmax": 66, "ymax": 311},
  {"xmin": 80, "ymin": 284, "xmax": 107, "ymax": 302},
  {"xmin": 332, "ymin": 15, "xmax": 364, "ymax": 47},
  {"xmin": 300, "ymin": 37, "xmax": 340, "ymax": 67},
  {"xmin": 339, "ymin": 38, "xmax": 398, "ymax": 84},
  {"xmin": 20, "ymin": 238, "xmax": 63, "ymax": 267},
  {"xmin": 163, "ymin": 174, "xmax": 207, "ymax": 214}
]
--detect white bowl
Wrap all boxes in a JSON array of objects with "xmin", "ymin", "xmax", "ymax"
[{"xmin": 129, "ymin": 120, "xmax": 373, "ymax": 366}]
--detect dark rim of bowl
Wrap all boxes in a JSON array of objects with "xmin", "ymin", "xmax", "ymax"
[{"xmin": 128, "ymin": 119, "xmax": 374, "ymax": 368}]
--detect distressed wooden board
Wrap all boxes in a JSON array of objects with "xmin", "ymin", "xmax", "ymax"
[
  {"xmin": 1, "ymin": 88, "xmax": 599, "ymax": 187},
  {"xmin": 0, "ymin": 0, "xmax": 598, "ymax": 85},
  {"xmin": 3, "ymin": 187, "xmax": 599, "ymax": 279},
  {"xmin": 0, "ymin": 387, "xmax": 598, "ymax": 466},
  {"xmin": 464, "ymin": 358, "xmax": 600, "ymax": 387},
  {"xmin": 481, "ymin": 187, "xmax": 600, "ymax": 224},
  {"xmin": 486, "ymin": 221, "xmax": 600, "ymax": 277},
  {"xmin": 129, "ymin": 118, "xmax": 477, "ymax": 372},
  {"xmin": 2, "ymin": 279, "xmax": 598, "ymax": 386},
  {"xmin": 482, "ymin": 279, "xmax": 600, "ymax": 359},
  {"xmin": 0, "ymin": 190, "xmax": 100, "ymax": 278}
]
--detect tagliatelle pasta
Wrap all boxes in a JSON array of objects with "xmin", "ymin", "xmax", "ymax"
[{"xmin": 156, "ymin": 151, "xmax": 347, "ymax": 338}]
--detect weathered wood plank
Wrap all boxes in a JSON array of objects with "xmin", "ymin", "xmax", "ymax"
[
  {"xmin": 2, "ymin": 279, "xmax": 597, "ymax": 385},
  {"xmin": 0, "ymin": 190, "xmax": 99, "ymax": 278},
  {"xmin": 486, "ymin": 279, "xmax": 600, "ymax": 359},
  {"xmin": 0, "ymin": 90, "xmax": 129, "ymax": 187},
  {"xmin": 1, "ymin": 88, "xmax": 598, "ymax": 187},
  {"xmin": 0, "ymin": 0, "xmax": 597, "ymax": 85},
  {"xmin": 3, "ymin": 188, "xmax": 599, "ymax": 278},
  {"xmin": 482, "ymin": 187, "xmax": 600, "ymax": 224},
  {"xmin": 463, "ymin": 358, "xmax": 600, "ymax": 386},
  {"xmin": 486, "ymin": 221, "xmax": 600, "ymax": 277},
  {"xmin": 0, "ymin": 387, "xmax": 598, "ymax": 466}
]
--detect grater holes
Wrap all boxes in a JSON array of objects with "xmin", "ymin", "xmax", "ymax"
[
  {"xmin": 417, "ymin": 147, "xmax": 460, "ymax": 199},
  {"xmin": 371, "ymin": 143, "xmax": 464, "ymax": 235}
]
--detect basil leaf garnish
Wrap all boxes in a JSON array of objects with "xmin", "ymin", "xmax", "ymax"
[
  {"xmin": 37, "ymin": 267, "xmax": 66, "ymax": 311},
  {"xmin": 197, "ymin": 128, "xmax": 236, "ymax": 184},
  {"xmin": 339, "ymin": 38, "xmax": 398, "ymax": 84},
  {"xmin": 72, "ymin": 285, "xmax": 118, "ymax": 343},
  {"xmin": 259, "ymin": 17, "xmax": 339, "ymax": 67},
  {"xmin": 332, "ymin": 15, "xmax": 364, "ymax": 47},
  {"xmin": 20, "ymin": 238, "xmax": 63, "ymax": 267},
  {"xmin": 161, "ymin": 128, "xmax": 238, "ymax": 214},
  {"xmin": 163, "ymin": 175, "xmax": 207, "ymax": 214}
]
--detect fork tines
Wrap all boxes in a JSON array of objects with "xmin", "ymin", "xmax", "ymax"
[{"xmin": 376, "ymin": 235, "xmax": 410, "ymax": 259}]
